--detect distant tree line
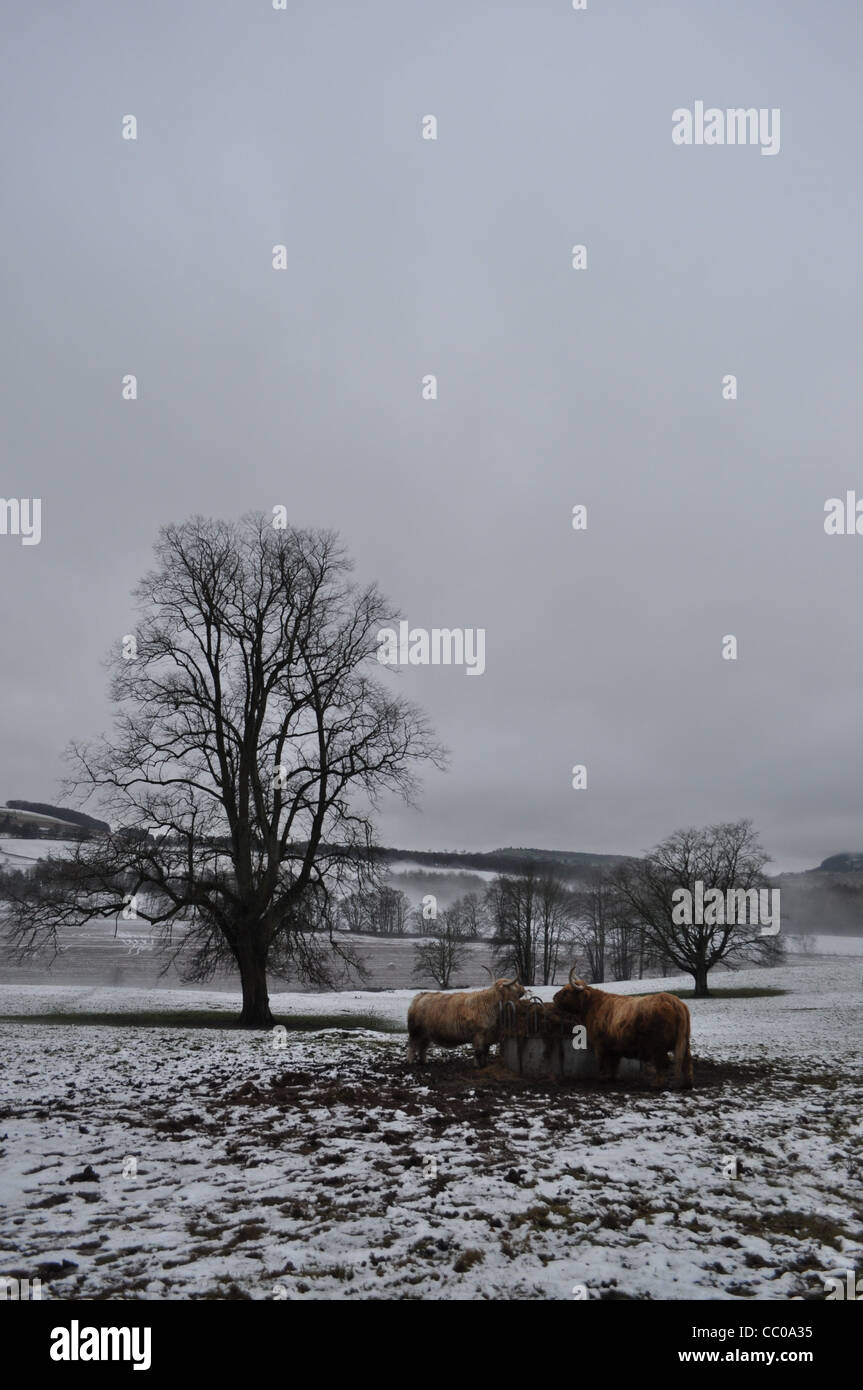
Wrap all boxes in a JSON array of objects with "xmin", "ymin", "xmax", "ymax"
[
  {"xmin": 411, "ymin": 820, "xmax": 785, "ymax": 997},
  {"xmin": 338, "ymin": 884, "xmax": 486, "ymax": 941},
  {"xmin": 2, "ymin": 800, "xmax": 790, "ymax": 1003},
  {"xmin": 370, "ymin": 844, "xmax": 628, "ymax": 877}
]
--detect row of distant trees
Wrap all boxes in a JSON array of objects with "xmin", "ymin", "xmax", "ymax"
[
  {"xmin": 337, "ymin": 883, "xmax": 486, "ymax": 939},
  {"xmin": 1, "ymin": 816, "xmax": 786, "ymax": 1000},
  {"xmin": 411, "ymin": 820, "xmax": 785, "ymax": 994},
  {"xmin": 410, "ymin": 868, "xmax": 655, "ymax": 990}
]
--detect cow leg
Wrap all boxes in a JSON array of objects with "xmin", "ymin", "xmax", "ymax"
[
  {"xmin": 596, "ymin": 1047, "xmax": 618, "ymax": 1083},
  {"xmin": 473, "ymin": 1030, "xmax": 493, "ymax": 1067},
  {"xmin": 674, "ymin": 1018, "xmax": 694, "ymax": 1090},
  {"xmin": 649, "ymin": 1052, "xmax": 668, "ymax": 1090}
]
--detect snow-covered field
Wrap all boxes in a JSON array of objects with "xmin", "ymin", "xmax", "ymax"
[
  {"xmin": 1, "ymin": 958, "xmax": 861, "ymax": 1301},
  {"xmin": 0, "ymin": 838, "xmax": 80, "ymax": 866}
]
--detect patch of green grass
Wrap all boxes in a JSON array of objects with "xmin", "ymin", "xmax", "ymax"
[
  {"xmin": 453, "ymin": 1249, "xmax": 484, "ymax": 1273},
  {"xmin": 510, "ymin": 1200, "xmax": 589, "ymax": 1234},
  {"xmin": 736, "ymin": 1209, "xmax": 852, "ymax": 1250},
  {"xmin": 219, "ymin": 1220, "xmax": 269, "ymax": 1254},
  {"xmin": 0, "ymin": 1010, "xmax": 403, "ymax": 1032}
]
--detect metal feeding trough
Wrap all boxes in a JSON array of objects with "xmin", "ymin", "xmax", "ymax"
[{"xmin": 497, "ymin": 997, "xmax": 641, "ymax": 1082}]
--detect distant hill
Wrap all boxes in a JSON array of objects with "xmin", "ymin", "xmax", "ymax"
[
  {"xmin": 375, "ymin": 845, "xmax": 632, "ymax": 876},
  {"xmin": 774, "ymin": 860, "xmax": 863, "ymax": 937},
  {"xmin": 812, "ymin": 853, "xmax": 863, "ymax": 873},
  {"xmin": 5, "ymin": 801, "xmax": 109, "ymax": 834}
]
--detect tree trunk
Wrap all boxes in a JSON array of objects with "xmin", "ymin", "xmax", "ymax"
[
  {"xmin": 237, "ymin": 938, "xmax": 274, "ymax": 1027},
  {"xmin": 692, "ymin": 962, "xmax": 710, "ymax": 998}
]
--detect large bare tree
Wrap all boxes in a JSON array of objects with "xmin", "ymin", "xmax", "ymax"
[
  {"xmin": 3, "ymin": 515, "xmax": 444, "ymax": 1025},
  {"xmin": 615, "ymin": 819, "xmax": 780, "ymax": 997}
]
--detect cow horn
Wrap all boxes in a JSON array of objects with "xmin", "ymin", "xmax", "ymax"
[{"xmin": 568, "ymin": 965, "xmax": 582, "ymax": 988}]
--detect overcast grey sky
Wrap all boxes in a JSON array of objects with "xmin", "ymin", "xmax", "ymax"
[{"xmin": 2, "ymin": 1, "xmax": 861, "ymax": 872}]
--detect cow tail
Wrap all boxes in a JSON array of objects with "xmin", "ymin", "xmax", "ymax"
[{"xmin": 674, "ymin": 1004, "xmax": 694, "ymax": 1089}]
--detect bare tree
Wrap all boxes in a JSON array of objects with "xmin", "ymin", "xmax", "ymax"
[
  {"xmin": 535, "ymin": 871, "xmax": 574, "ymax": 985},
  {"xmin": 411, "ymin": 909, "xmax": 467, "ymax": 988},
  {"xmin": 455, "ymin": 890, "xmax": 487, "ymax": 940},
  {"xmin": 572, "ymin": 868, "xmax": 653, "ymax": 983},
  {"xmin": 615, "ymin": 819, "xmax": 777, "ymax": 997},
  {"xmin": 606, "ymin": 917, "xmax": 641, "ymax": 982},
  {"xmin": 487, "ymin": 870, "xmax": 537, "ymax": 984},
  {"xmin": 338, "ymin": 883, "xmax": 409, "ymax": 936},
  {"xmin": 338, "ymin": 889, "xmax": 372, "ymax": 934},
  {"xmin": 487, "ymin": 864, "xmax": 573, "ymax": 985},
  {"xmin": 408, "ymin": 893, "xmax": 442, "ymax": 936},
  {"xmin": 2, "ymin": 515, "xmax": 444, "ymax": 1026},
  {"xmin": 572, "ymin": 870, "xmax": 612, "ymax": 982},
  {"xmin": 369, "ymin": 884, "xmax": 409, "ymax": 936}
]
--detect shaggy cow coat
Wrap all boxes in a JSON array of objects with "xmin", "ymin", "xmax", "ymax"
[
  {"xmin": 407, "ymin": 978, "xmax": 525, "ymax": 1066},
  {"xmin": 552, "ymin": 975, "xmax": 694, "ymax": 1089}
]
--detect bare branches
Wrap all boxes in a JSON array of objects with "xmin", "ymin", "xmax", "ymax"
[
  {"xmin": 412, "ymin": 910, "xmax": 467, "ymax": 989},
  {"xmin": 4, "ymin": 513, "xmax": 445, "ymax": 1021},
  {"xmin": 613, "ymin": 819, "xmax": 779, "ymax": 995},
  {"xmin": 486, "ymin": 863, "xmax": 575, "ymax": 986}
]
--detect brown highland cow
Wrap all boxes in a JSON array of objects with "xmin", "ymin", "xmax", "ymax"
[
  {"xmin": 407, "ymin": 977, "xmax": 525, "ymax": 1066},
  {"xmin": 553, "ymin": 969, "xmax": 694, "ymax": 1089}
]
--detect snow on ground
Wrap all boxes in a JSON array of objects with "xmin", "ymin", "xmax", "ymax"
[
  {"xmin": 0, "ymin": 838, "xmax": 79, "ymax": 867},
  {"xmin": 0, "ymin": 958, "xmax": 861, "ymax": 1301}
]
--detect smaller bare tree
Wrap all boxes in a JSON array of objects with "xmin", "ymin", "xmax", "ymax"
[
  {"xmin": 575, "ymin": 869, "xmax": 657, "ymax": 982},
  {"xmin": 455, "ymin": 891, "xmax": 487, "ymax": 940},
  {"xmin": 369, "ymin": 884, "xmax": 409, "ymax": 936},
  {"xmin": 411, "ymin": 909, "xmax": 467, "ymax": 989},
  {"xmin": 487, "ymin": 864, "xmax": 573, "ymax": 985},
  {"xmin": 339, "ymin": 890, "xmax": 372, "ymax": 934}
]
